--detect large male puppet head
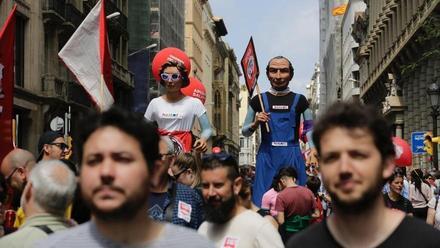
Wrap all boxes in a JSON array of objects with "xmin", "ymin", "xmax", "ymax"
[{"xmin": 265, "ymin": 56, "xmax": 294, "ymax": 91}]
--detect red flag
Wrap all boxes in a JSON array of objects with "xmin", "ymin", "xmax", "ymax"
[
  {"xmin": 59, "ymin": 0, "xmax": 114, "ymax": 111},
  {"xmin": 100, "ymin": 0, "xmax": 113, "ymax": 96},
  {"xmin": 241, "ymin": 37, "xmax": 260, "ymax": 96},
  {"xmin": 0, "ymin": 5, "xmax": 17, "ymax": 162}
]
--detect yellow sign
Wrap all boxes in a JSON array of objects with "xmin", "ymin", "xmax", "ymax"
[{"xmin": 332, "ymin": 4, "xmax": 348, "ymax": 16}]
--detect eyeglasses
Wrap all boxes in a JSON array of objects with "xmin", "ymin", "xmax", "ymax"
[
  {"xmin": 160, "ymin": 73, "xmax": 181, "ymax": 82},
  {"xmin": 50, "ymin": 142, "xmax": 69, "ymax": 151},
  {"xmin": 5, "ymin": 167, "xmax": 19, "ymax": 185},
  {"xmin": 172, "ymin": 166, "xmax": 189, "ymax": 180},
  {"xmin": 268, "ymin": 67, "xmax": 290, "ymax": 74}
]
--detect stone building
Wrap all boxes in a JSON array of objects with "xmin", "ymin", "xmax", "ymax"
[
  {"xmin": 306, "ymin": 63, "xmax": 321, "ymax": 117},
  {"xmin": 185, "ymin": 0, "xmax": 241, "ymax": 157},
  {"xmin": 238, "ymin": 85, "xmax": 259, "ymax": 167},
  {"xmin": 353, "ymin": 0, "xmax": 440, "ymax": 168},
  {"xmin": 148, "ymin": 0, "xmax": 185, "ymax": 99},
  {"xmin": 341, "ymin": 0, "xmax": 366, "ymax": 101},
  {"xmin": 0, "ymin": 0, "xmax": 132, "ymax": 157},
  {"xmin": 319, "ymin": 0, "xmax": 348, "ymax": 108}
]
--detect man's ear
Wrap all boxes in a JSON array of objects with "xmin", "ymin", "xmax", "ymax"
[
  {"xmin": 17, "ymin": 167, "xmax": 27, "ymax": 181},
  {"xmin": 23, "ymin": 182, "xmax": 33, "ymax": 203},
  {"xmin": 233, "ymin": 177, "xmax": 243, "ymax": 195},
  {"xmin": 43, "ymin": 144, "xmax": 50, "ymax": 154},
  {"xmin": 382, "ymin": 157, "xmax": 395, "ymax": 179}
]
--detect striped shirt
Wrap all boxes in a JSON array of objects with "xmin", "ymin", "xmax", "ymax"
[{"xmin": 36, "ymin": 221, "xmax": 214, "ymax": 248}]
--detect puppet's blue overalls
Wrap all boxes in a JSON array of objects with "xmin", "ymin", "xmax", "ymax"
[{"xmin": 252, "ymin": 93, "xmax": 307, "ymax": 207}]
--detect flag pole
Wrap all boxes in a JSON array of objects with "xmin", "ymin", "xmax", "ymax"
[{"xmin": 255, "ymin": 83, "xmax": 270, "ymax": 132}]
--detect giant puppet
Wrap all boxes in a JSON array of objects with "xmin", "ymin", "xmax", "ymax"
[
  {"xmin": 242, "ymin": 51, "xmax": 316, "ymax": 207},
  {"xmin": 145, "ymin": 48, "xmax": 212, "ymax": 153}
]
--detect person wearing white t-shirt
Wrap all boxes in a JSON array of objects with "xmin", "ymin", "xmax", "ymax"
[
  {"xmin": 145, "ymin": 60, "xmax": 212, "ymax": 153},
  {"xmin": 427, "ymin": 194, "xmax": 440, "ymax": 230},
  {"xmin": 198, "ymin": 151, "xmax": 283, "ymax": 248}
]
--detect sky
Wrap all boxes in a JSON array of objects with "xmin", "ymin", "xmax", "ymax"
[{"xmin": 209, "ymin": 0, "xmax": 319, "ymax": 95}]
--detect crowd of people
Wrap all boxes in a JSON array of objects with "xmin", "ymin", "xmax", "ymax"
[{"xmin": 1, "ymin": 52, "xmax": 440, "ymax": 247}]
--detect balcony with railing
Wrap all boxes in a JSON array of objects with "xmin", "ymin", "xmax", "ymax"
[
  {"xmin": 106, "ymin": 0, "xmax": 128, "ymax": 36},
  {"xmin": 112, "ymin": 59, "xmax": 134, "ymax": 89},
  {"xmin": 42, "ymin": 0, "xmax": 66, "ymax": 25}
]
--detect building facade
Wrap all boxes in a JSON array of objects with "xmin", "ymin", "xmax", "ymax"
[
  {"xmin": 238, "ymin": 85, "xmax": 259, "ymax": 167},
  {"xmin": 306, "ymin": 63, "xmax": 321, "ymax": 117},
  {"xmin": 353, "ymin": 0, "xmax": 440, "ymax": 168},
  {"xmin": 185, "ymin": 1, "xmax": 240, "ymax": 158},
  {"xmin": 128, "ymin": 0, "xmax": 151, "ymax": 113},
  {"xmin": 0, "ymin": 0, "xmax": 132, "ymax": 158},
  {"xmin": 319, "ymin": 0, "xmax": 349, "ymax": 108},
  {"xmin": 148, "ymin": 0, "xmax": 185, "ymax": 99},
  {"xmin": 341, "ymin": 0, "xmax": 366, "ymax": 101}
]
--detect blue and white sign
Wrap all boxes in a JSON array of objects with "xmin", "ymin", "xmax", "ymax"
[{"xmin": 411, "ymin": 131, "xmax": 426, "ymax": 154}]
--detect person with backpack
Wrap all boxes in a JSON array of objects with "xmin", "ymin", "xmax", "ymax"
[{"xmin": 409, "ymin": 169, "xmax": 433, "ymax": 220}]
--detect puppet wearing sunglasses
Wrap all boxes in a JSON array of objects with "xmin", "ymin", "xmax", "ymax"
[{"xmin": 144, "ymin": 60, "xmax": 212, "ymax": 153}]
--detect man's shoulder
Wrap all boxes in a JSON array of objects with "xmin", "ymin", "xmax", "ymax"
[
  {"xmin": 158, "ymin": 223, "xmax": 214, "ymax": 247},
  {"xmin": 383, "ymin": 216, "xmax": 440, "ymax": 246},
  {"xmin": 0, "ymin": 226, "xmax": 46, "ymax": 248},
  {"xmin": 35, "ymin": 222, "xmax": 93, "ymax": 247},
  {"xmin": 232, "ymin": 210, "xmax": 271, "ymax": 228},
  {"xmin": 175, "ymin": 183, "xmax": 201, "ymax": 200},
  {"xmin": 280, "ymin": 185, "xmax": 308, "ymax": 195},
  {"xmin": 149, "ymin": 96, "xmax": 163, "ymax": 105},
  {"xmin": 287, "ymin": 221, "xmax": 334, "ymax": 247}
]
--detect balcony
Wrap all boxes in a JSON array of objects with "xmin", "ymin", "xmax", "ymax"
[
  {"xmin": 42, "ymin": 0, "xmax": 66, "ymax": 25},
  {"xmin": 106, "ymin": 0, "xmax": 128, "ymax": 36},
  {"xmin": 41, "ymin": 74, "xmax": 68, "ymax": 101},
  {"xmin": 63, "ymin": 3, "xmax": 84, "ymax": 31},
  {"xmin": 112, "ymin": 60, "xmax": 134, "ymax": 89}
]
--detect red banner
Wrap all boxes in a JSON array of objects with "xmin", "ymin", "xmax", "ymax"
[
  {"xmin": 240, "ymin": 37, "xmax": 260, "ymax": 96},
  {"xmin": 0, "ymin": 5, "xmax": 17, "ymax": 162},
  {"xmin": 100, "ymin": 0, "xmax": 114, "ymax": 96}
]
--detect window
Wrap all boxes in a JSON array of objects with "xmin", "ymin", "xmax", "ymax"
[
  {"xmin": 214, "ymin": 90, "xmax": 221, "ymax": 108},
  {"xmin": 214, "ymin": 113, "xmax": 221, "ymax": 130},
  {"xmin": 240, "ymin": 137, "xmax": 244, "ymax": 148},
  {"xmin": 15, "ymin": 15, "xmax": 26, "ymax": 87}
]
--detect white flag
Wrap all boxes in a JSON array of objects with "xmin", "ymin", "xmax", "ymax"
[{"xmin": 58, "ymin": 0, "xmax": 114, "ymax": 110}]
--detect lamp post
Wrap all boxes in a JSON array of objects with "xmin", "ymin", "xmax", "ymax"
[
  {"xmin": 128, "ymin": 43, "xmax": 157, "ymax": 56},
  {"xmin": 427, "ymin": 82, "xmax": 440, "ymax": 170}
]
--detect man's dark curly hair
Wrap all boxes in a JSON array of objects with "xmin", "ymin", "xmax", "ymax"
[{"xmin": 312, "ymin": 101, "xmax": 395, "ymax": 162}]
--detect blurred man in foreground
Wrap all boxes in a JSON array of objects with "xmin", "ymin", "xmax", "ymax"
[{"xmin": 288, "ymin": 102, "xmax": 440, "ymax": 247}]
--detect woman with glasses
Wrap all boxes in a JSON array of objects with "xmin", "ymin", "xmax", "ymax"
[
  {"xmin": 384, "ymin": 170, "xmax": 413, "ymax": 215},
  {"xmin": 145, "ymin": 60, "xmax": 212, "ymax": 153},
  {"xmin": 169, "ymin": 153, "xmax": 201, "ymax": 188}
]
